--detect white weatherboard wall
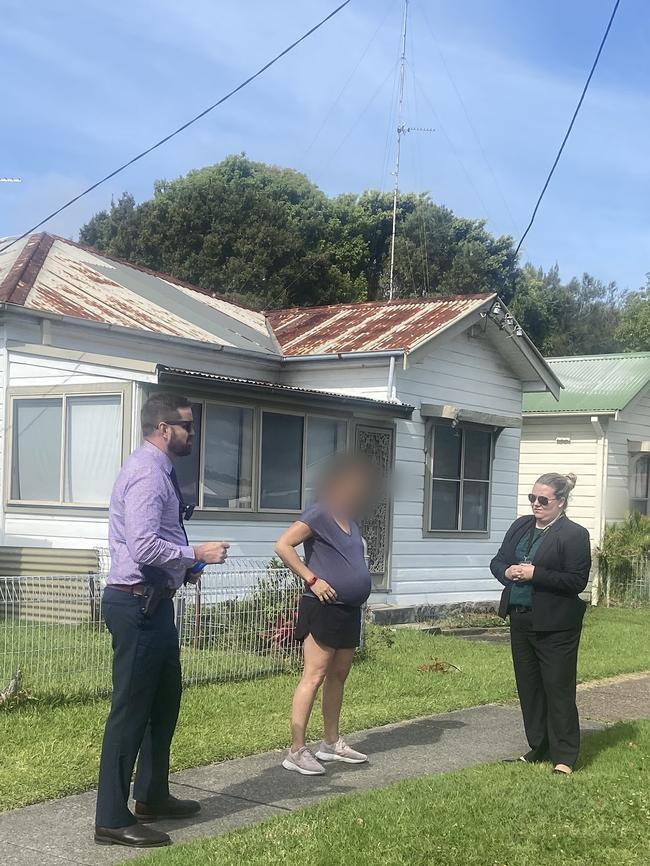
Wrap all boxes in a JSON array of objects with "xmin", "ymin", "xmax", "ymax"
[
  {"xmin": 389, "ymin": 330, "xmax": 523, "ymax": 605},
  {"xmin": 518, "ymin": 416, "xmax": 601, "ymax": 544},
  {"xmin": 0, "ymin": 328, "xmax": 8, "ymax": 544},
  {"xmin": 4, "ymin": 350, "xmax": 289, "ymax": 560},
  {"xmin": 606, "ymin": 383, "xmax": 650, "ymax": 524},
  {"xmin": 288, "ymin": 330, "xmax": 525, "ymax": 605}
]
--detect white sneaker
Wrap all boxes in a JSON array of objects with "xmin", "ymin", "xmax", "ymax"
[
  {"xmin": 282, "ymin": 746, "xmax": 326, "ymax": 775},
  {"xmin": 316, "ymin": 737, "xmax": 368, "ymax": 764}
]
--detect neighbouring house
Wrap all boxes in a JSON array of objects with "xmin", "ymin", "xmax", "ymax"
[
  {"xmin": 519, "ymin": 353, "xmax": 650, "ymax": 593},
  {"xmin": 0, "ymin": 233, "xmax": 561, "ymax": 617}
]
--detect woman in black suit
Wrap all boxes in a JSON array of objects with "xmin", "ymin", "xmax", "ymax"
[{"xmin": 491, "ymin": 472, "xmax": 591, "ymax": 775}]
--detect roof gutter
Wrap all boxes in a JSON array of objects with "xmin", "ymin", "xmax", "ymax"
[
  {"xmin": 281, "ymin": 350, "xmax": 405, "ymax": 363},
  {"xmin": 523, "ymin": 410, "xmax": 620, "ymax": 419}
]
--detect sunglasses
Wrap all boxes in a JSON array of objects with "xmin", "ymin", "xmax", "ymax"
[
  {"xmin": 528, "ymin": 494, "xmax": 557, "ymax": 507},
  {"xmin": 162, "ymin": 419, "xmax": 194, "ymax": 432}
]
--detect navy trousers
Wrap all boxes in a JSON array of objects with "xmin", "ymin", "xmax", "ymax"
[
  {"xmin": 509, "ymin": 609, "xmax": 582, "ymax": 767},
  {"xmin": 95, "ymin": 587, "xmax": 182, "ymax": 828}
]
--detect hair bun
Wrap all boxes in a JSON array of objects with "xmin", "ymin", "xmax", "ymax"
[{"xmin": 565, "ymin": 472, "xmax": 577, "ymax": 490}]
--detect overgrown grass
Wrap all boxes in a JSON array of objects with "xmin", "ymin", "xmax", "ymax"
[
  {"xmin": 1, "ymin": 608, "xmax": 649, "ymax": 812},
  {"xmin": 134, "ymin": 721, "xmax": 650, "ymax": 866}
]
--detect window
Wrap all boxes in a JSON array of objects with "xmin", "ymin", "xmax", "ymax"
[
  {"xmin": 305, "ymin": 416, "xmax": 348, "ymax": 504},
  {"xmin": 11, "ymin": 393, "xmax": 123, "ymax": 506},
  {"xmin": 204, "ymin": 404, "xmax": 254, "ymax": 509},
  {"xmin": 260, "ymin": 412, "xmax": 304, "ymax": 510},
  {"xmin": 630, "ymin": 456, "xmax": 650, "ymax": 514},
  {"xmin": 428, "ymin": 423, "xmax": 493, "ymax": 532},
  {"xmin": 172, "ymin": 396, "xmax": 348, "ymax": 513}
]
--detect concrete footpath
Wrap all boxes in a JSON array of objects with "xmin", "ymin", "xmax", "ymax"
[{"xmin": 1, "ymin": 673, "xmax": 648, "ymax": 866}]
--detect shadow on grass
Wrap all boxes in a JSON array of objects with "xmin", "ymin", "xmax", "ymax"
[{"xmin": 577, "ymin": 721, "xmax": 644, "ymax": 770}]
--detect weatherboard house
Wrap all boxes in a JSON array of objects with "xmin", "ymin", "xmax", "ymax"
[
  {"xmin": 518, "ymin": 353, "xmax": 650, "ymax": 570},
  {"xmin": 0, "ymin": 233, "xmax": 561, "ymax": 617}
]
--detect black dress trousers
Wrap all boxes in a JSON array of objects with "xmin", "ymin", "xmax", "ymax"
[
  {"xmin": 95, "ymin": 587, "xmax": 182, "ymax": 828},
  {"xmin": 509, "ymin": 610, "xmax": 582, "ymax": 767}
]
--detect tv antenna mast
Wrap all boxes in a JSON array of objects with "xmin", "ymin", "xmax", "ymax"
[{"xmin": 388, "ymin": 0, "xmax": 433, "ymax": 300}]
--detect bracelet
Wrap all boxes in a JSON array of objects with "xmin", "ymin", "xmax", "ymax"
[{"xmin": 305, "ymin": 574, "xmax": 318, "ymax": 587}]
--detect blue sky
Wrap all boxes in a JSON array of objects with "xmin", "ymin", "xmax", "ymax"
[{"xmin": 1, "ymin": 0, "xmax": 648, "ymax": 290}]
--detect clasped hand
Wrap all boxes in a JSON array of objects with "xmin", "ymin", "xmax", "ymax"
[{"xmin": 505, "ymin": 563, "xmax": 535, "ymax": 582}]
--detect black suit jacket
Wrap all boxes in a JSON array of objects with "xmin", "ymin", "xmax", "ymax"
[{"xmin": 490, "ymin": 514, "xmax": 591, "ymax": 631}]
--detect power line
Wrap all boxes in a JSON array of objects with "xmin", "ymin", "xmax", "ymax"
[
  {"xmin": 515, "ymin": 0, "xmax": 621, "ymax": 256},
  {"xmin": 0, "ymin": 0, "xmax": 353, "ymax": 255}
]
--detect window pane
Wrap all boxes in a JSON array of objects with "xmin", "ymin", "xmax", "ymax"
[
  {"xmin": 11, "ymin": 399, "xmax": 62, "ymax": 501},
  {"xmin": 630, "ymin": 499, "xmax": 649, "ymax": 515},
  {"xmin": 632, "ymin": 457, "xmax": 650, "ymax": 499},
  {"xmin": 175, "ymin": 403, "xmax": 202, "ymax": 505},
  {"xmin": 464, "ymin": 429, "xmax": 492, "ymax": 480},
  {"xmin": 203, "ymin": 405, "xmax": 254, "ymax": 509},
  {"xmin": 462, "ymin": 481, "xmax": 489, "ymax": 531},
  {"xmin": 65, "ymin": 396, "xmax": 122, "ymax": 504},
  {"xmin": 260, "ymin": 413, "xmax": 304, "ymax": 510},
  {"xmin": 305, "ymin": 417, "xmax": 347, "ymax": 504},
  {"xmin": 432, "ymin": 425, "xmax": 461, "ymax": 479},
  {"xmin": 430, "ymin": 479, "xmax": 460, "ymax": 530}
]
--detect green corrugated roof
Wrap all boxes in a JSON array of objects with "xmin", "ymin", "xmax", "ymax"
[{"xmin": 523, "ymin": 353, "xmax": 650, "ymax": 414}]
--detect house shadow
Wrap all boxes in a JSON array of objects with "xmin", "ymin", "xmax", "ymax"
[{"xmin": 164, "ymin": 715, "xmax": 466, "ymax": 832}]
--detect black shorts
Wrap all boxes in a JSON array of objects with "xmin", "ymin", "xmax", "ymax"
[{"xmin": 294, "ymin": 595, "xmax": 362, "ymax": 650}]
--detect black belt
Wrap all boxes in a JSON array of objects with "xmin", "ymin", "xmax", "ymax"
[
  {"xmin": 107, "ymin": 583, "xmax": 176, "ymax": 599},
  {"xmin": 510, "ymin": 605, "xmax": 532, "ymax": 614}
]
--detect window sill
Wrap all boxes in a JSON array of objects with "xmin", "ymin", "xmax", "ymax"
[
  {"xmin": 189, "ymin": 509, "xmax": 301, "ymax": 523},
  {"xmin": 5, "ymin": 503, "xmax": 109, "ymax": 518},
  {"xmin": 422, "ymin": 529, "xmax": 490, "ymax": 539}
]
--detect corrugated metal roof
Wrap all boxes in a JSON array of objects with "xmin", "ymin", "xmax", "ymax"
[
  {"xmin": 157, "ymin": 366, "xmax": 414, "ymax": 416},
  {"xmin": 523, "ymin": 353, "xmax": 650, "ymax": 414},
  {"xmin": 267, "ymin": 294, "xmax": 495, "ymax": 355},
  {"xmin": 0, "ymin": 234, "xmax": 279, "ymax": 355}
]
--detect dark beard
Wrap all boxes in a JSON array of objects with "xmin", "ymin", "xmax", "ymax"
[{"xmin": 169, "ymin": 437, "xmax": 192, "ymax": 458}]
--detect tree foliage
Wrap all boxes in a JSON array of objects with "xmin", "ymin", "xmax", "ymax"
[{"xmin": 80, "ymin": 155, "xmax": 634, "ymax": 353}]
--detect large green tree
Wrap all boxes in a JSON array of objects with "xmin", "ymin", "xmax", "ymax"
[
  {"xmin": 80, "ymin": 155, "xmax": 521, "ymax": 309},
  {"xmin": 616, "ymin": 277, "xmax": 650, "ymax": 351},
  {"xmin": 511, "ymin": 265, "xmax": 625, "ymax": 357},
  {"xmin": 80, "ymin": 155, "xmax": 635, "ymax": 355}
]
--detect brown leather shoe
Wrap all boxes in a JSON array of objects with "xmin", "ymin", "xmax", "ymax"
[
  {"xmin": 94, "ymin": 823, "xmax": 171, "ymax": 847},
  {"xmin": 135, "ymin": 795, "xmax": 201, "ymax": 821}
]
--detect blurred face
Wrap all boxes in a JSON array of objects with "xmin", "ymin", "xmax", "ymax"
[
  {"xmin": 324, "ymin": 467, "xmax": 372, "ymax": 515},
  {"xmin": 528, "ymin": 482, "xmax": 564, "ymax": 526},
  {"xmin": 158, "ymin": 406, "xmax": 195, "ymax": 458}
]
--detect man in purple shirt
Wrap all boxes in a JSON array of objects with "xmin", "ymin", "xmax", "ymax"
[{"xmin": 95, "ymin": 393, "xmax": 228, "ymax": 849}]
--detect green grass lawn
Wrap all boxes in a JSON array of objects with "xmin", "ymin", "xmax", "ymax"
[
  {"xmin": 134, "ymin": 721, "xmax": 650, "ymax": 866},
  {"xmin": 1, "ymin": 607, "xmax": 649, "ymax": 812}
]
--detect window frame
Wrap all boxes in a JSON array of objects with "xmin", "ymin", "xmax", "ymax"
[
  {"xmin": 6, "ymin": 382, "xmax": 133, "ymax": 512},
  {"xmin": 161, "ymin": 391, "xmax": 351, "ymax": 517},
  {"xmin": 629, "ymin": 453, "xmax": 650, "ymax": 515},
  {"xmin": 423, "ymin": 419, "xmax": 495, "ymax": 538}
]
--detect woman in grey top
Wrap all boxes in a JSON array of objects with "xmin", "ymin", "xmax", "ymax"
[{"xmin": 274, "ymin": 456, "xmax": 373, "ymax": 776}]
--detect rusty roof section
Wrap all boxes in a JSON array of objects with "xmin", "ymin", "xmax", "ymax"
[
  {"xmin": 267, "ymin": 294, "xmax": 495, "ymax": 356},
  {"xmin": 0, "ymin": 233, "xmax": 279, "ymax": 355},
  {"xmin": 0, "ymin": 233, "xmax": 54, "ymax": 305}
]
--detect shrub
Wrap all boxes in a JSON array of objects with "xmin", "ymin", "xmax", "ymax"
[{"xmin": 597, "ymin": 512, "xmax": 650, "ymax": 605}]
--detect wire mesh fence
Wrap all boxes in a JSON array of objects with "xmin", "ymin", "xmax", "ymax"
[
  {"xmin": 0, "ymin": 561, "xmax": 306, "ymax": 701},
  {"xmin": 599, "ymin": 553, "xmax": 650, "ymax": 607}
]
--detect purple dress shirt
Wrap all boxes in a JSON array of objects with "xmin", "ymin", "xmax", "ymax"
[{"xmin": 107, "ymin": 441, "xmax": 196, "ymax": 589}]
